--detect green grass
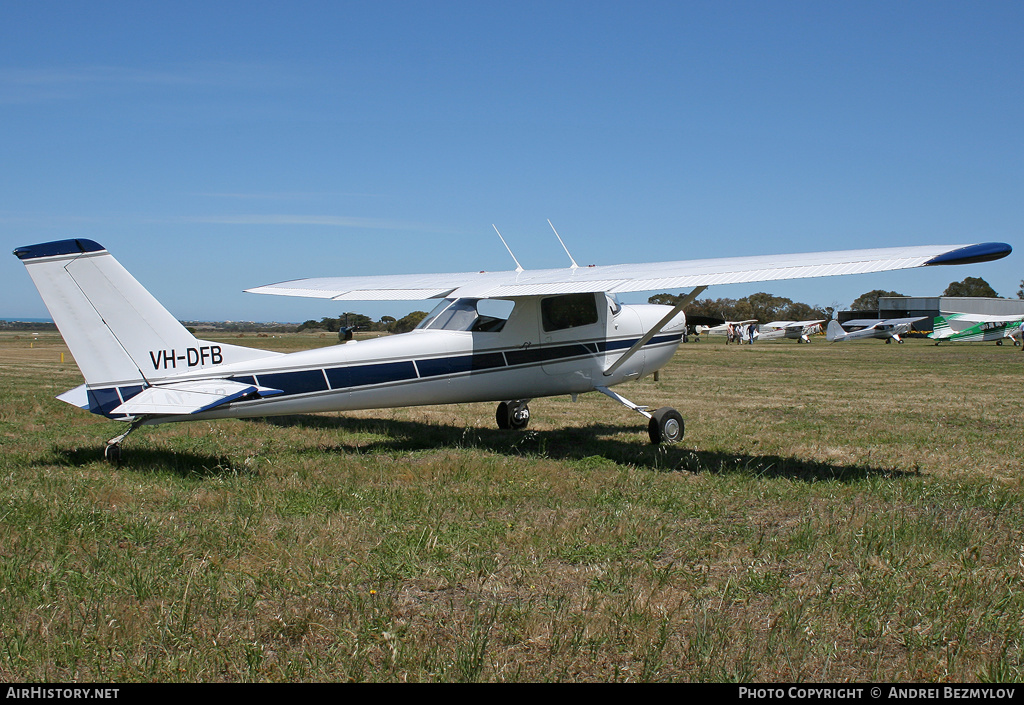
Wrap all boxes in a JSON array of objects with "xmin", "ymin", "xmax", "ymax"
[{"xmin": 0, "ymin": 331, "xmax": 1022, "ymax": 681}]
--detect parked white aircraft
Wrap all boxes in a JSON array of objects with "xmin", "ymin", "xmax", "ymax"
[
  {"xmin": 697, "ymin": 320, "xmax": 757, "ymax": 336},
  {"xmin": 826, "ymin": 317, "xmax": 926, "ymax": 343},
  {"xmin": 14, "ymin": 237, "xmax": 1010, "ymax": 459},
  {"xmin": 697, "ymin": 320, "xmax": 760, "ymax": 344},
  {"xmin": 929, "ymin": 313, "xmax": 1024, "ymax": 346},
  {"xmin": 757, "ymin": 320, "xmax": 825, "ymax": 343}
]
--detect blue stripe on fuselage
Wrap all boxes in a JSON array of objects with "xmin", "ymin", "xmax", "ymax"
[{"xmin": 89, "ymin": 333, "xmax": 683, "ymax": 416}]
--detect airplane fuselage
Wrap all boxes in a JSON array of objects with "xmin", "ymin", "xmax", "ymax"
[{"xmin": 109, "ymin": 295, "xmax": 686, "ymax": 425}]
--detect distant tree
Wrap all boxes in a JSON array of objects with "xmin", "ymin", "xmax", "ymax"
[
  {"xmin": 296, "ymin": 317, "xmax": 338, "ymax": 333},
  {"xmin": 1016, "ymin": 281, "xmax": 1023, "ymax": 299},
  {"xmin": 782, "ymin": 301, "xmax": 830, "ymax": 321},
  {"xmin": 339, "ymin": 312, "xmax": 373, "ymax": 329},
  {"xmin": 850, "ymin": 290, "xmax": 904, "ymax": 312},
  {"xmin": 392, "ymin": 311, "xmax": 428, "ymax": 334},
  {"xmin": 942, "ymin": 277, "xmax": 998, "ymax": 298},
  {"xmin": 741, "ymin": 292, "xmax": 794, "ymax": 322},
  {"xmin": 648, "ymin": 293, "xmax": 684, "ymax": 306},
  {"xmin": 648, "ymin": 292, "xmax": 828, "ymax": 323}
]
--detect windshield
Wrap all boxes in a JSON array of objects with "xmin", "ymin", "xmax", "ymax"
[{"xmin": 416, "ymin": 298, "xmax": 514, "ymax": 332}]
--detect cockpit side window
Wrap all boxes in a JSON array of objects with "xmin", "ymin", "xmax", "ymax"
[
  {"xmin": 416, "ymin": 298, "xmax": 514, "ymax": 332},
  {"xmin": 541, "ymin": 293, "xmax": 599, "ymax": 332},
  {"xmin": 472, "ymin": 298, "xmax": 515, "ymax": 332}
]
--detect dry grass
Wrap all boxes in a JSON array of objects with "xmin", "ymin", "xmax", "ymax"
[{"xmin": 0, "ymin": 330, "xmax": 1022, "ymax": 681}]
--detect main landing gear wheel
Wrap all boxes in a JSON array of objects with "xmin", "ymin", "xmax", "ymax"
[
  {"xmin": 648, "ymin": 407, "xmax": 684, "ymax": 445},
  {"xmin": 496, "ymin": 400, "xmax": 530, "ymax": 431}
]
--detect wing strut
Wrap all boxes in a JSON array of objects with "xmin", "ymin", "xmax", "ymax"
[{"xmin": 603, "ymin": 286, "xmax": 707, "ymax": 377}]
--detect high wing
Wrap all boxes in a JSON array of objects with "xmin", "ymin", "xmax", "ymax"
[
  {"xmin": 841, "ymin": 318, "xmax": 886, "ymax": 330},
  {"xmin": 844, "ymin": 317, "xmax": 925, "ymax": 330},
  {"xmin": 762, "ymin": 320, "xmax": 825, "ymax": 330},
  {"xmin": 246, "ymin": 242, "xmax": 1012, "ymax": 301},
  {"xmin": 940, "ymin": 312, "xmax": 1024, "ymax": 332}
]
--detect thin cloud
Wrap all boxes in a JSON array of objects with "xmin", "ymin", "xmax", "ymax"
[
  {"xmin": 0, "ymin": 63, "xmax": 296, "ymax": 104},
  {"xmin": 192, "ymin": 192, "xmax": 387, "ymax": 201},
  {"xmin": 183, "ymin": 214, "xmax": 430, "ymax": 230}
]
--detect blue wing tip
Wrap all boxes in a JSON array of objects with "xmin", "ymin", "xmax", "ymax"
[
  {"xmin": 13, "ymin": 239, "xmax": 105, "ymax": 261},
  {"xmin": 925, "ymin": 242, "xmax": 1012, "ymax": 266}
]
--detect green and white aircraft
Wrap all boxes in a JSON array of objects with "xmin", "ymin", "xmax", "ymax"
[{"xmin": 929, "ymin": 313, "xmax": 1024, "ymax": 346}]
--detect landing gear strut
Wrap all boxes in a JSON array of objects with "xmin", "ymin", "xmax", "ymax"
[
  {"xmin": 496, "ymin": 400, "xmax": 530, "ymax": 430},
  {"xmin": 104, "ymin": 416, "xmax": 147, "ymax": 463},
  {"xmin": 596, "ymin": 386, "xmax": 685, "ymax": 445}
]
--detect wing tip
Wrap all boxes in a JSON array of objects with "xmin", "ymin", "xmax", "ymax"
[
  {"xmin": 14, "ymin": 239, "xmax": 106, "ymax": 261},
  {"xmin": 925, "ymin": 242, "xmax": 1012, "ymax": 266}
]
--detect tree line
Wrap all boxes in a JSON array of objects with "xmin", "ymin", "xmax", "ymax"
[
  {"xmin": 295, "ymin": 276, "xmax": 1008, "ymax": 336},
  {"xmin": 649, "ymin": 276, "xmax": 1005, "ymax": 324},
  {"xmin": 296, "ymin": 311, "xmax": 428, "ymax": 335}
]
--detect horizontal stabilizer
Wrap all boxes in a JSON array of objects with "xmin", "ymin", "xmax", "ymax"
[
  {"xmin": 57, "ymin": 384, "xmax": 90, "ymax": 410},
  {"xmin": 112, "ymin": 379, "xmax": 282, "ymax": 416}
]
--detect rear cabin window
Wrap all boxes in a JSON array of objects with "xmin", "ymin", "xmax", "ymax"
[{"xmin": 541, "ymin": 293, "xmax": 599, "ymax": 332}]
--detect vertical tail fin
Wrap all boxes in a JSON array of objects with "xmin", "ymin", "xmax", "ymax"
[
  {"xmin": 825, "ymin": 320, "xmax": 845, "ymax": 342},
  {"xmin": 929, "ymin": 314, "xmax": 952, "ymax": 340},
  {"xmin": 14, "ymin": 239, "xmax": 276, "ymax": 392}
]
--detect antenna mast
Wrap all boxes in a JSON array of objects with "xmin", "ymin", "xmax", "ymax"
[
  {"xmin": 548, "ymin": 219, "xmax": 579, "ymax": 270},
  {"xmin": 492, "ymin": 225, "xmax": 524, "ymax": 273}
]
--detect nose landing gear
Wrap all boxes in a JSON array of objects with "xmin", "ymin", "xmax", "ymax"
[{"xmin": 595, "ymin": 386, "xmax": 684, "ymax": 445}]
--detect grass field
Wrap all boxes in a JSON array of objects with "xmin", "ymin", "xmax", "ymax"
[{"xmin": 1, "ymin": 330, "xmax": 1022, "ymax": 682}]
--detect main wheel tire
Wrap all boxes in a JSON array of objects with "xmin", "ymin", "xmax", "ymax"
[
  {"xmin": 496, "ymin": 401, "xmax": 530, "ymax": 431},
  {"xmin": 495, "ymin": 401, "xmax": 511, "ymax": 429},
  {"xmin": 648, "ymin": 407, "xmax": 684, "ymax": 445}
]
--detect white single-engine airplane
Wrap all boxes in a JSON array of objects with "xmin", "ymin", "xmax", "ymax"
[
  {"xmin": 14, "ymin": 236, "xmax": 1011, "ymax": 460},
  {"xmin": 697, "ymin": 319, "xmax": 758, "ymax": 336},
  {"xmin": 757, "ymin": 320, "xmax": 826, "ymax": 343},
  {"xmin": 696, "ymin": 319, "xmax": 758, "ymax": 344},
  {"xmin": 825, "ymin": 317, "xmax": 926, "ymax": 343}
]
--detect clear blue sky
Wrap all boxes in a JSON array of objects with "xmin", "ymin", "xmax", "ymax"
[{"xmin": 3, "ymin": 1, "xmax": 1021, "ymax": 322}]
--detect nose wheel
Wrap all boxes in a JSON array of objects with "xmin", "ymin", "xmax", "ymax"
[
  {"xmin": 647, "ymin": 407, "xmax": 684, "ymax": 444},
  {"xmin": 496, "ymin": 400, "xmax": 530, "ymax": 430}
]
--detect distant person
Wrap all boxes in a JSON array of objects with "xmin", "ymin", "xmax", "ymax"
[{"xmin": 748, "ymin": 323, "xmax": 756, "ymax": 344}]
